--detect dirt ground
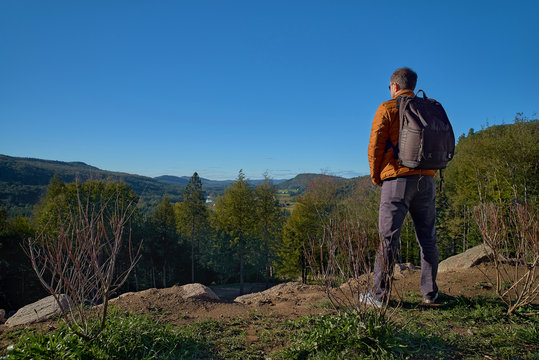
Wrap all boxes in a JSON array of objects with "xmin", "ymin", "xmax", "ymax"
[
  {"xmin": 101, "ymin": 262, "xmax": 520, "ymax": 325},
  {"xmin": 0, "ymin": 262, "xmax": 534, "ymax": 350}
]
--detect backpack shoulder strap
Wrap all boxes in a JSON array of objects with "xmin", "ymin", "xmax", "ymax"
[
  {"xmin": 397, "ymin": 95, "xmax": 415, "ymax": 129},
  {"xmin": 400, "ymin": 94, "xmax": 430, "ymax": 127},
  {"xmin": 416, "ymin": 89, "xmax": 428, "ymax": 99}
]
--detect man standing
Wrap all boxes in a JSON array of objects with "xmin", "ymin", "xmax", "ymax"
[{"xmin": 365, "ymin": 67, "xmax": 439, "ymax": 306}]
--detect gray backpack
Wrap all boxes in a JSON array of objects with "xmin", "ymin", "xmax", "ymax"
[{"xmin": 388, "ymin": 90, "xmax": 455, "ymax": 170}]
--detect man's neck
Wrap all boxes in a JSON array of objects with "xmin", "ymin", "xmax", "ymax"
[{"xmin": 392, "ymin": 89, "xmax": 415, "ymax": 99}]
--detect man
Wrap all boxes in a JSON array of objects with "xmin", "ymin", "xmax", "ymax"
[{"xmin": 364, "ymin": 67, "xmax": 439, "ymax": 306}]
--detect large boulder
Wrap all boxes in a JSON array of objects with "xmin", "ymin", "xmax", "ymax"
[
  {"xmin": 109, "ymin": 283, "xmax": 220, "ymax": 306},
  {"xmin": 5, "ymin": 294, "xmax": 72, "ymax": 327},
  {"xmin": 438, "ymin": 244, "xmax": 493, "ymax": 273},
  {"xmin": 180, "ymin": 283, "xmax": 220, "ymax": 301}
]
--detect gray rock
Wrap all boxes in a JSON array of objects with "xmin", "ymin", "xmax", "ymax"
[
  {"xmin": 393, "ymin": 262, "xmax": 420, "ymax": 278},
  {"xmin": 5, "ymin": 294, "xmax": 72, "ymax": 327},
  {"xmin": 438, "ymin": 244, "xmax": 493, "ymax": 273},
  {"xmin": 235, "ymin": 282, "xmax": 322, "ymax": 304},
  {"xmin": 180, "ymin": 283, "xmax": 220, "ymax": 300}
]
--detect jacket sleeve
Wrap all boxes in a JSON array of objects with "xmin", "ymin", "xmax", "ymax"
[{"xmin": 368, "ymin": 104, "xmax": 390, "ymax": 186}]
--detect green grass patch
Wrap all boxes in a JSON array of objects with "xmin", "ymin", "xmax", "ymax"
[
  {"xmin": 274, "ymin": 310, "xmax": 448, "ymax": 360},
  {"xmin": 4, "ymin": 310, "xmax": 213, "ymax": 360},
  {"xmin": 396, "ymin": 295, "xmax": 539, "ymax": 359}
]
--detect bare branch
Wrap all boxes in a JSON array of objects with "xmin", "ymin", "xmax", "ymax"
[
  {"xmin": 473, "ymin": 201, "xmax": 538, "ymax": 314},
  {"xmin": 27, "ymin": 182, "xmax": 140, "ymax": 340}
]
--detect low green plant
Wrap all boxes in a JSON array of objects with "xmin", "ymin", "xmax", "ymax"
[
  {"xmin": 5, "ymin": 309, "xmax": 212, "ymax": 360},
  {"xmin": 277, "ymin": 310, "xmax": 407, "ymax": 360},
  {"xmin": 5, "ymin": 327, "xmax": 89, "ymax": 360}
]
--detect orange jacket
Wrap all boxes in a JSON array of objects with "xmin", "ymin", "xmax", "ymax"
[{"xmin": 368, "ymin": 89, "xmax": 436, "ymax": 186}]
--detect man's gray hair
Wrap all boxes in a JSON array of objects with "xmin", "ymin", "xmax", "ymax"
[{"xmin": 390, "ymin": 67, "xmax": 417, "ymax": 90}]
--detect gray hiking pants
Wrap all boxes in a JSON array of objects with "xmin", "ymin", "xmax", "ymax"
[{"xmin": 372, "ymin": 175, "xmax": 439, "ymax": 302}]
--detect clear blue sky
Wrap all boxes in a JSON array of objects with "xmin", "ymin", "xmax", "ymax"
[{"xmin": 1, "ymin": 1, "xmax": 537, "ymax": 180}]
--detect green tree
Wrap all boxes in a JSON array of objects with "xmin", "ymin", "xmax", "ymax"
[
  {"xmin": 33, "ymin": 174, "xmax": 68, "ymax": 235},
  {"xmin": 34, "ymin": 178, "xmax": 145, "ymax": 294},
  {"xmin": 212, "ymin": 170, "xmax": 255, "ymax": 294},
  {"xmin": 28, "ymin": 180, "xmax": 140, "ymax": 339},
  {"xmin": 146, "ymin": 196, "xmax": 179, "ymax": 288},
  {"xmin": 442, "ymin": 116, "xmax": 538, "ymax": 255},
  {"xmin": 255, "ymin": 175, "xmax": 284, "ymax": 288},
  {"xmin": 277, "ymin": 177, "xmax": 338, "ymax": 283},
  {"xmin": 175, "ymin": 172, "xmax": 209, "ymax": 283},
  {"xmin": 206, "ymin": 227, "xmax": 237, "ymax": 285},
  {"xmin": 0, "ymin": 207, "xmax": 41, "ymax": 311},
  {"xmin": 34, "ymin": 178, "xmax": 139, "ymax": 236}
]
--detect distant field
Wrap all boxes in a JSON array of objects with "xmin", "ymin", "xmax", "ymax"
[{"xmin": 276, "ymin": 189, "xmax": 297, "ymax": 211}]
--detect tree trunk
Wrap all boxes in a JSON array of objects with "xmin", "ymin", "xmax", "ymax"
[
  {"xmin": 21, "ymin": 272, "xmax": 25, "ymax": 301},
  {"xmin": 463, "ymin": 206, "xmax": 468, "ymax": 252},
  {"xmin": 162, "ymin": 262, "xmax": 167, "ymax": 288},
  {"xmin": 301, "ymin": 253, "xmax": 307, "ymax": 284},
  {"xmin": 239, "ymin": 241, "xmax": 245, "ymax": 295},
  {"xmin": 134, "ymin": 268, "xmax": 139, "ymax": 292},
  {"xmin": 191, "ymin": 218, "xmax": 196, "ymax": 283},
  {"xmin": 264, "ymin": 230, "xmax": 270, "ymax": 290}
]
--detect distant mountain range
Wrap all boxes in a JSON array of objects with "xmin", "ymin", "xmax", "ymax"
[{"xmin": 1, "ymin": 154, "xmax": 361, "ymax": 216}]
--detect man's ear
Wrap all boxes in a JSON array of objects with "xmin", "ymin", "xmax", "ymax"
[{"xmin": 394, "ymin": 83, "xmax": 400, "ymax": 92}]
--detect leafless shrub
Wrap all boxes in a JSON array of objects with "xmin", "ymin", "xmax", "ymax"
[
  {"xmin": 305, "ymin": 213, "xmax": 390, "ymax": 315},
  {"xmin": 27, "ymin": 186, "xmax": 141, "ymax": 340},
  {"xmin": 473, "ymin": 201, "xmax": 538, "ymax": 314}
]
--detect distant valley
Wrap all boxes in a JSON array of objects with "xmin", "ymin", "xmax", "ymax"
[{"xmin": 0, "ymin": 154, "xmax": 362, "ymax": 216}]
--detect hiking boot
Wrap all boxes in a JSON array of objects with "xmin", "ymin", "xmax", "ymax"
[
  {"xmin": 358, "ymin": 292, "xmax": 383, "ymax": 308},
  {"xmin": 423, "ymin": 293, "xmax": 438, "ymax": 304}
]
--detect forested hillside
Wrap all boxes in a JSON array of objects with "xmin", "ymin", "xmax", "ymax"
[
  {"xmin": 0, "ymin": 156, "xmax": 293, "ymax": 216},
  {"xmin": 438, "ymin": 115, "xmax": 538, "ymax": 257},
  {"xmin": 275, "ymin": 173, "xmax": 361, "ymax": 202},
  {"xmin": 0, "ymin": 155, "xmax": 185, "ymax": 215}
]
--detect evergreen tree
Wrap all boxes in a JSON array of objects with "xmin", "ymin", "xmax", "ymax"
[
  {"xmin": 255, "ymin": 175, "xmax": 284, "ymax": 288},
  {"xmin": 212, "ymin": 170, "xmax": 255, "ymax": 294},
  {"xmin": 277, "ymin": 176, "xmax": 338, "ymax": 283},
  {"xmin": 176, "ymin": 172, "xmax": 209, "ymax": 283},
  {"xmin": 146, "ymin": 196, "xmax": 179, "ymax": 288}
]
